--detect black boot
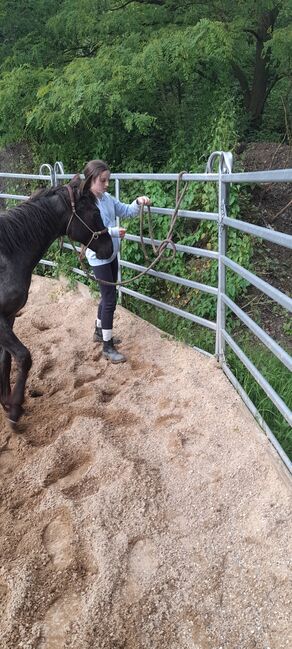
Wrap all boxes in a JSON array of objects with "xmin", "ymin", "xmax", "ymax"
[
  {"xmin": 103, "ymin": 339, "xmax": 126, "ymax": 364},
  {"xmin": 93, "ymin": 325, "xmax": 121, "ymax": 345},
  {"xmin": 93, "ymin": 325, "xmax": 103, "ymax": 342}
]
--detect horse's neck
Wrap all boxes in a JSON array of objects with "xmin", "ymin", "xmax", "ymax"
[{"xmin": 16, "ymin": 196, "xmax": 67, "ymax": 269}]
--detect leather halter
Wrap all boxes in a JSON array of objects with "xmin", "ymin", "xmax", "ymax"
[{"xmin": 65, "ymin": 184, "xmax": 108, "ymax": 249}]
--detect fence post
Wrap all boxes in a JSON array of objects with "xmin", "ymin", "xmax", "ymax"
[
  {"xmin": 215, "ymin": 153, "xmax": 232, "ymax": 363},
  {"xmin": 39, "ymin": 163, "xmax": 55, "ymax": 187},
  {"xmin": 53, "ymin": 161, "xmax": 65, "ymax": 186},
  {"xmin": 115, "ymin": 178, "xmax": 122, "ymax": 304}
]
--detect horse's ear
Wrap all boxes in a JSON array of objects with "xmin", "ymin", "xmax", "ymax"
[{"xmin": 69, "ymin": 174, "xmax": 81, "ymax": 188}]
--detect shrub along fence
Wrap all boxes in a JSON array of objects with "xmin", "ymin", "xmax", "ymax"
[{"xmin": 0, "ymin": 153, "xmax": 291, "ymax": 473}]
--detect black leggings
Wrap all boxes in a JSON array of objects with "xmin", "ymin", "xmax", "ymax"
[{"xmin": 92, "ymin": 257, "xmax": 118, "ymax": 330}]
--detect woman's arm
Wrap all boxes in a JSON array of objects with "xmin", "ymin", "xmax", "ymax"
[{"xmin": 113, "ymin": 195, "xmax": 151, "ymax": 219}]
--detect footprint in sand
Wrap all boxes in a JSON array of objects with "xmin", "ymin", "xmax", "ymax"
[
  {"xmin": 31, "ymin": 318, "xmax": 51, "ymax": 332},
  {"xmin": 0, "ymin": 449, "xmax": 15, "ymax": 476},
  {"xmin": 74, "ymin": 384, "xmax": 117, "ymax": 404},
  {"xmin": 100, "ymin": 389, "xmax": 117, "ymax": 403},
  {"xmin": 158, "ymin": 397, "xmax": 172, "ymax": 409},
  {"xmin": 129, "ymin": 359, "xmax": 149, "ymax": 372},
  {"xmin": 155, "ymin": 427, "xmax": 184, "ymax": 460},
  {"xmin": 122, "ymin": 538, "xmax": 159, "ymax": 604},
  {"xmin": 38, "ymin": 359, "xmax": 55, "ymax": 380},
  {"xmin": 71, "ymin": 349, "xmax": 87, "ymax": 372},
  {"xmin": 37, "ymin": 591, "xmax": 80, "ymax": 649},
  {"xmin": 44, "ymin": 454, "xmax": 92, "ymax": 489},
  {"xmin": 29, "ymin": 388, "xmax": 44, "ymax": 398},
  {"xmin": 42, "ymin": 513, "xmax": 74, "ymax": 569},
  {"xmin": 73, "ymin": 385, "xmax": 92, "ymax": 401},
  {"xmin": 73, "ymin": 371, "xmax": 98, "ymax": 389},
  {"xmin": 0, "ymin": 581, "xmax": 9, "ymax": 617},
  {"xmin": 47, "ymin": 336, "xmax": 61, "ymax": 347},
  {"xmin": 177, "ymin": 619, "xmax": 211, "ymax": 649},
  {"xmin": 103, "ymin": 408, "xmax": 141, "ymax": 427},
  {"xmin": 151, "ymin": 366, "xmax": 165, "ymax": 378},
  {"xmin": 155, "ymin": 413, "xmax": 182, "ymax": 429}
]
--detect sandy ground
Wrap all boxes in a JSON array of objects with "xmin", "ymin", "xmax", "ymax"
[{"xmin": 0, "ymin": 275, "xmax": 291, "ymax": 649}]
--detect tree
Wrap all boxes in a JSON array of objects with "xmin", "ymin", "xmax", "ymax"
[{"xmin": 0, "ymin": 0, "xmax": 290, "ymax": 167}]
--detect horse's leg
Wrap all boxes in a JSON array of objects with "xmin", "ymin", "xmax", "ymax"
[
  {"xmin": 0, "ymin": 315, "xmax": 14, "ymax": 411},
  {"xmin": 0, "ymin": 346, "xmax": 12, "ymax": 411},
  {"xmin": 0, "ymin": 315, "xmax": 32, "ymax": 424}
]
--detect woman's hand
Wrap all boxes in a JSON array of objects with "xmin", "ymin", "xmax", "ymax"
[
  {"xmin": 109, "ymin": 226, "xmax": 126, "ymax": 238},
  {"xmin": 136, "ymin": 196, "xmax": 151, "ymax": 206}
]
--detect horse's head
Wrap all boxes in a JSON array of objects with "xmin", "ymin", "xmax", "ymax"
[{"xmin": 65, "ymin": 175, "xmax": 113, "ymax": 259}]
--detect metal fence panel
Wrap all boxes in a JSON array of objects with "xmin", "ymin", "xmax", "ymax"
[{"xmin": 1, "ymin": 153, "xmax": 291, "ymax": 473}]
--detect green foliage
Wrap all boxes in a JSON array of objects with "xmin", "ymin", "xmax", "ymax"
[
  {"xmin": 36, "ymin": 240, "xmax": 78, "ymax": 286},
  {"xmin": 226, "ymin": 335, "xmax": 292, "ymax": 459},
  {"xmin": 0, "ymin": 66, "xmax": 52, "ymax": 145},
  {"xmin": 120, "ymin": 175, "xmax": 252, "ymax": 324},
  {"xmin": 282, "ymin": 317, "xmax": 292, "ymax": 337},
  {"xmin": 118, "ymin": 96, "xmax": 251, "ymax": 324},
  {"xmin": 0, "ymin": 0, "xmax": 290, "ymax": 164},
  {"xmin": 0, "ymin": 0, "xmax": 60, "ymax": 68}
]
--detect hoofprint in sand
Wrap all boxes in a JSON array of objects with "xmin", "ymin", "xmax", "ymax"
[{"xmin": 0, "ymin": 275, "xmax": 291, "ymax": 649}]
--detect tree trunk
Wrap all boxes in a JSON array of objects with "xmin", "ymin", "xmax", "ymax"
[
  {"xmin": 232, "ymin": 7, "xmax": 280, "ymax": 127},
  {"xmin": 248, "ymin": 8, "xmax": 279, "ymax": 126}
]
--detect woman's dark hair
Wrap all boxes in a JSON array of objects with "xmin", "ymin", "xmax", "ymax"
[{"xmin": 83, "ymin": 159, "xmax": 110, "ymax": 192}]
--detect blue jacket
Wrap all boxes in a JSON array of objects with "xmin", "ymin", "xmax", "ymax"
[{"xmin": 85, "ymin": 192, "xmax": 139, "ymax": 266}]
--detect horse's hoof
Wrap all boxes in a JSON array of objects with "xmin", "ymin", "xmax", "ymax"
[
  {"xmin": 8, "ymin": 419, "xmax": 26, "ymax": 434},
  {"xmin": 7, "ymin": 405, "xmax": 24, "ymax": 425}
]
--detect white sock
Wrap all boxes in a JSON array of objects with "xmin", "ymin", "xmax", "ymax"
[
  {"xmin": 102, "ymin": 329, "xmax": 113, "ymax": 342},
  {"xmin": 96, "ymin": 318, "xmax": 102, "ymax": 328}
]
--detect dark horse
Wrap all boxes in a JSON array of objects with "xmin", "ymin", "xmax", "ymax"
[{"xmin": 0, "ymin": 175, "xmax": 113, "ymax": 426}]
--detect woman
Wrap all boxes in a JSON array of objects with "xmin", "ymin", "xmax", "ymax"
[{"xmin": 83, "ymin": 159, "xmax": 151, "ymax": 364}]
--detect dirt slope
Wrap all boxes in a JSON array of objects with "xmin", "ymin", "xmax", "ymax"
[{"xmin": 0, "ymin": 276, "xmax": 291, "ymax": 649}]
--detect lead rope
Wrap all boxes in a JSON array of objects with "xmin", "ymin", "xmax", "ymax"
[{"xmin": 72, "ymin": 171, "xmax": 188, "ymax": 287}]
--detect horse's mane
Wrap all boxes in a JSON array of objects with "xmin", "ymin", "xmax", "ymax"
[
  {"xmin": 29, "ymin": 185, "xmax": 64, "ymax": 201},
  {"xmin": 0, "ymin": 185, "xmax": 69, "ymax": 254}
]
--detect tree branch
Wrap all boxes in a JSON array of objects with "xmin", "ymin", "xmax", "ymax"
[
  {"xmin": 270, "ymin": 198, "xmax": 292, "ymax": 223},
  {"xmin": 61, "ymin": 43, "xmax": 101, "ymax": 62},
  {"xmin": 230, "ymin": 61, "xmax": 251, "ymax": 108},
  {"xmin": 109, "ymin": 0, "xmax": 165, "ymax": 10},
  {"xmin": 243, "ymin": 28, "xmax": 260, "ymax": 42}
]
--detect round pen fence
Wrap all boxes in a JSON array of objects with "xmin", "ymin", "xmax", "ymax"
[{"xmin": 0, "ymin": 152, "xmax": 291, "ymax": 474}]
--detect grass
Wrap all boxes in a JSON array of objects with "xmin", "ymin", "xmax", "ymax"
[{"xmin": 226, "ymin": 344, "xmax": 292, "ymax": 460}]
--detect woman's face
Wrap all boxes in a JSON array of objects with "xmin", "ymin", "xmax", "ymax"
[{"xmin": 90, "ymin": 170, "xmax": 110, "ymax": 197}]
